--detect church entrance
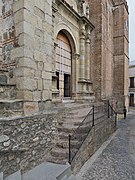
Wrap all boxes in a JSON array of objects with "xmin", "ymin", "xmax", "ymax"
[{"xmin": 56, "ymin": 31, "xmax": 72, "ymax": 98}]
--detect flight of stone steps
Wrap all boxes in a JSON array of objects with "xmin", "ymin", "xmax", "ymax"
[
  {"xmin": 48, "ymin": 102, "xmax": 107, "ymax": 164},
  {"xmin": 0, "ymin": 162, "xmax": 76, "ymax": 180},
  {"xmin": 0, "ymin": 69, "xmax": 23, "ymax": 117}
]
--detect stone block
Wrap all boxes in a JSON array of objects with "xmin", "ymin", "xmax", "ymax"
[
  {"xmin": 43, "ymin": 44, "xmax": 53, "ymax": 56},
  {"xmin": 0, "ymin": 74, "xmax": 7, "ymax": 83},
  {"xmin": 45, "ymin": 2, "xmax": 52, "ymax": 15},
  {"xmin": 33, "ymin": 91, "xmax": 42, "ymax": 101},
  {"xmin": 15, "ymin": 22, "xmax": 23, "ymax": 36},
  {"xmin": 16, "ymin": 90, "xmax": 33, "ymax": 100},
  {"xmin": 35, "ymin": 28, "xmax": 44, "ymax": 38},
  {"xmin": 23, "ymin": 101, "xmax": 39, "ymax": 115},
  {"xmin": 34, "ymin": 50, "xmax": 46, "ymax": 62},
  {"xmin": 17, "ymin": 77, "xmax": 37, "ymax": 91},
  {"xmin": 35, "ymin": 70, "xmax": 42, "ymax": 79},
  {"xmin": 15, "ymin": 67, "xmax": 34, "ymax": 78},
  {"xmin": 43, "ymin": 80, "xmax": 52, "ymax": 90},
  {"xmin": 17, "ymin": 57, "xmax": 37, "ymax": 70},
  {"xmin": 11, "ymin": 46, "xmax": 24, "ymax": 60},
  {"xmin": 13, "ymin": 0, "xmax": 24, "ymax": 13},
  {"xmin": 37, "ymin": 62, "xmax": 44, "ymax": 70},
  {"xmin": 18, "ymin": 32, "xmax": 35, "ymax": 49},
  {"xmin": 14, "ymin": 9, "xmax": 24, "ymax": 24},
  {"xmin": 45, "ymin": 14, "xmax": 52, "ymax": 25},
  {"xmin": 42, "ymin": 90, "xmax": 52, "ymax": 100},
  {"xmin": 37, "ymin": 79, "xmax": 43, "ymax": 90},
  {"xmin": 24, "ymin": 9, "xmax": 37, "ymax": 27},
  {"xmin": 34, "ymin": 6, "xmax": 45, "ymax": 19},
  {"xmin": 0, "ymin": 135, "xmax": 9, "ymax": 143},
  {"xmin": 34, "ymin": 0, "xmax": 45, "ymax": 12},
  {"xmin": 42, "ymin": 71, "xmax": 52, "ymax": 80}
]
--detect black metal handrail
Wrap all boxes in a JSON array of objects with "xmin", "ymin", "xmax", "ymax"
[
  {"xmin": 68, "ymin": 106, "xmax": 94, "ymax": 164},
  {"xmin": 108, "ymin": 101, "xmax": 117, "ymax": 127},
  {"xmin": 68, "ymin": 101, "xmax": 117, "ymax": 164}
]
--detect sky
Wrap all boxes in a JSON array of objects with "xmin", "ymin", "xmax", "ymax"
[{"xmin": 127, "ymin": 0, "xmax": 135, "ymax": 62}]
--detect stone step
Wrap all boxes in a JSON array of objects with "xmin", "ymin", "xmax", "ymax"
[
  {"xmin": 0, "ymin": 172, "xmax": 3, "ymax": 180},
  {"xmin": 22, "ymin": 162, "xmax": 72, "ymax": 180},
  {"xmin": 61, "ymin": 174, "xmax": 76, "ymax": 180},
  {"xmin": 63, "ymin": 107, "xmax": 92, "ymax": 118},
  {"xmin": 5, "ymin": 170, "xmax": 21, "ymax": 180},
  {"xmin": 66, "ymin": 175, "xmax": 76, "ymax": 180},
  {"xmin": 56, "ymin": 139, "xmax": 80, "ymax": 149},
  {"xmin": 58, "ymin": 124, "xmax": 91, "ymax": 135},
  {"xmin": 59, "ymin": 132, "xmax": 88, "ymax": 141},
  {"xmin": 0, "ymin": 83, "xmax": 16, "ymax": 100},
  {"xmin": 51, "ymin": 147, "xmax": 77, "ymax": 160},
  {"xmin": 0, "ymin": 99, "xmax": 23, "ymax": 117},
  {"xmin": 46, "ymin": 156, "xmax": 68, "ymax": 165}
]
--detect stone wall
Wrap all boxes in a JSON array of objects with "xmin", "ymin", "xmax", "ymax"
[
  {"xmin": 88, "ymin": 0, "xmax": 129, "ymax": 109},
  {"xmin": 113, "ymin": 0, "xmax": 129, "ymax": 111},
  {"xmin": 88, "ymin": 0, "xmax": 114, "ymax": 100},
  {"xmin": 11, "ymin": 0, "xmax": 54, "ymax": 114},
  {"xmin": 0, "ymin": 112, "xmax": 58, "ymax": 177},
  {"xmin": 101, "ymin": 0, "xmax": 114, "ymax": 99},
  {"xmin": 88, "ymin": 0, "xmax": 103, "ymax": 101}
]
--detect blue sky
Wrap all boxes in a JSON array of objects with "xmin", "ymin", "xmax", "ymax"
[{"xmin": 127, "ymin": 0, "xmax": 135, "ymax": 61}]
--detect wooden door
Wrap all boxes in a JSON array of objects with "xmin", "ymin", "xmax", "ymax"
[
  {"xmin": 56, "ymin": 31, "xmax": 72, "ymax": 97},
  {"xmin": 129, "ymin": 94, "xmax": 134, "ymax": 107}
]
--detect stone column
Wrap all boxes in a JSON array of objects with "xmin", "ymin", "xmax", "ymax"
[
  {"xmin": 85, "ymin": 27, "xmax": 91, "ymax": 80},
  {"xmin": 79, "ymin": 22, "xmax": 86, "ymax": 80},
  {"xmin": 53, "ymin": 42, "xmax": 58, "ymax": 73},
  {"xmin": 72, "ymin": 54, "xmax": 80, "ymax": 94}
]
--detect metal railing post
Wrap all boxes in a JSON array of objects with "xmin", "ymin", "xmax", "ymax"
[
  {"xmin": 68, "ymin": 134, "xmax": 71, "ymax": 164},
  {"xmin": 92, "ymin": 105, "xmax": 95, "ymax": 126},
  {"xmin": 115, "ymin": 113, "xmax": 117, "ymax": 128},
  {"xmin": 108, "ymin": 101, "xmax": 110, "ymax": 118}
]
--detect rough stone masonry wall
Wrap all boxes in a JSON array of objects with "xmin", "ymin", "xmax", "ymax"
[{"xmin": 0, "ymin": 112, "xmax": 58, "ymax": 177}]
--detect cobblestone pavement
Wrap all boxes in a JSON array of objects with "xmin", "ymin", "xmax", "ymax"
[{"xmin": 76, "ymin": 110, "xmax": 135, "ymax": 180}]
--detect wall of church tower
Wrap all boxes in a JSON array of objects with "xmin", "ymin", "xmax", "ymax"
[
  {"xmin": 87, "ymin": 0, "xmax": 102, "ymax": 100},
  {"xmin": 88, "ymin": 0, "xmax": 114, "ymax": 100},
  {"xmin": 113, "ymin": 0, "xmax": 129, "ymax": 110}
]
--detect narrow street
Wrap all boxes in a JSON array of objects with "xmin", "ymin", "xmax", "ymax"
[{"xmin": 76, "ymin": 110, "xmax": 135, "ymax": 180}]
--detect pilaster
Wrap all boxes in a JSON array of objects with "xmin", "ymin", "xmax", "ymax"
[
  {"xmin": 79, "ymin": 21, "xmax": 86, "ymax": 81},
  {"xmin": 85, "ymin": 26, "xmax": 91, "ymax": 81}
]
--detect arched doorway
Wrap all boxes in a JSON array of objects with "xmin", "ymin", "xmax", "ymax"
[{"xmin": 56, "ymin": 31, "xmax": 72, "ymax": 98}]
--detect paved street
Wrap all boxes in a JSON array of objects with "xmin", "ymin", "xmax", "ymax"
[{"xmin": 76, "ymin": 110, "xmax": 135, "ymax": 180}]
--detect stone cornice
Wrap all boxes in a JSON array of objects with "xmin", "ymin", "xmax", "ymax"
[{"xmin": 54, "ymin": 0, "xmax": 95, "ymax": 31}]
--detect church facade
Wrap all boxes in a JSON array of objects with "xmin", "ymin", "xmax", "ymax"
[{"xmin": 0, "ymin": 0, "xmax": 129, "ymax": 115}]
